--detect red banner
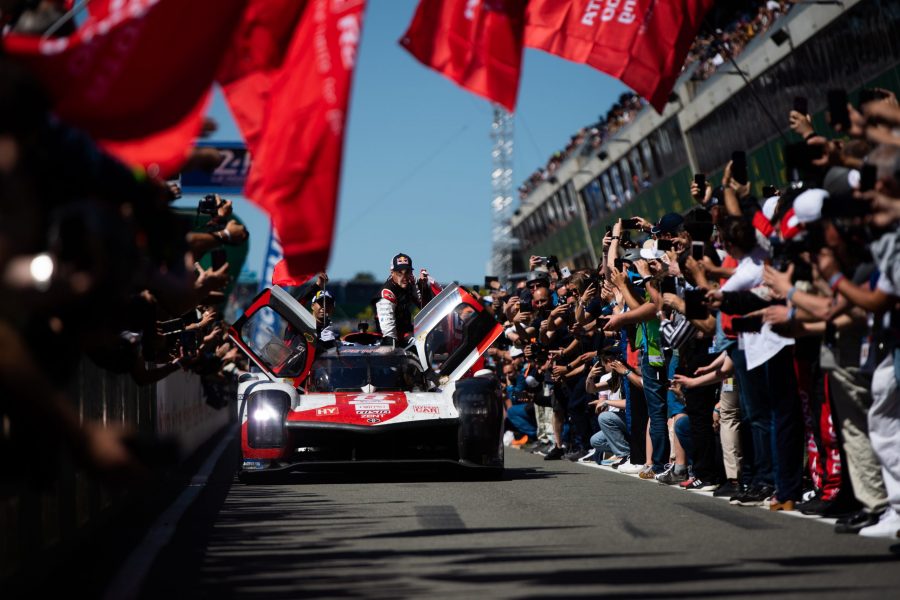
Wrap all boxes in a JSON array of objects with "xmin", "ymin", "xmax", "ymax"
[
  {"xmin": 242, "ymin": 0, "xmax": 366, "ymax": 277},
  {"xmin": 400, "ymin": 0, "xmax": 525, "ymax": 112},
  {"xmin": 525, "ymin": 0, "xmax": 714, "ymax": 112},
  {"xmin": 3, "ymin": 0, "xmax": 247, "ymax": 175},
  {"xmin": 217, "ymin": 0, "xmax": 308, "ymax": 155}
]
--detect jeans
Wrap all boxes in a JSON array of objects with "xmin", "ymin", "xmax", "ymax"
[
  {"xmin": 641, "ymin": 350, "xmax": 669, "ymax": 471},
  {"xmin": 674, "ymin": 415, "xmax": 693, "ymax": 461},
  {"xmin": 590, "ymin": 411, "xmax": 630, "ymax": 458},
  {"xmin": 626, "ymin": 381, "xmax": 648, "ymax": 466},
  {"xmin": 763, "ymin": 346, "xmax": 804, "ymax": 502},
  {"xmin": 729, "ymin": 347, "xmax": 773, "ymax": 488},
  {"xmin": 506, "ymin": 403, "xmax": 537, "ymax": 438}
]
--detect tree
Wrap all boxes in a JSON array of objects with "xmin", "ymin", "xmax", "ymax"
[{"xmin": 352, "ymin": 271, "xmax": 376, "ymax": 282}]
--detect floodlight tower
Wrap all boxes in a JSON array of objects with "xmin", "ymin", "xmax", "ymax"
[{"xmin": 490, "ymin": 105, "xmax": 515, "ymax": 279}]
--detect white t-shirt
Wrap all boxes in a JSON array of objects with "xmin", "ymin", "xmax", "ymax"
[{"xmin": 720, "ymin": 247, "xmax": 794, "ymax": 370}]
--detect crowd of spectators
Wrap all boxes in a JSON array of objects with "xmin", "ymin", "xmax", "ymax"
[
  {"xmin": 485, "ymin": 87, "xmax": 900, "ymax": 540},
  {"xmin": 685, "ymin": 1, "xmax": 794, "ymax": 82},
  {"xmin": 517, "ymin": 1, "xmax": 795, "ymax": 202},
  {"xmin": 519, "ymin": 93, "xmax": 644, "ymax": 200},
  {"xmin": 0, "ymin": 42, "xmax": 250, "ymax": 485}
]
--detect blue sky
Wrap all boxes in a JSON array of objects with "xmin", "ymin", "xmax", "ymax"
[{"xmin": 185, "ymin": 0, "xmax": 628, "ymax": 284}]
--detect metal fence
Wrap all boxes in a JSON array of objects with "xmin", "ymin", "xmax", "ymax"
[{"xmin": 0, "ymin": 359, "xmax": 230, "ymax": 580}]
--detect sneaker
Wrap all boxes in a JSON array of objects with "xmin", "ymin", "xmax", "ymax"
[
  {"xmin": 655, "ymin": 465, "xmax": 689, "ymax": 485},
  {"xmin": 679, "ymin": 477, "xmax": 696, "ymax": 489},
  {"xmin": 565, "ymin": 447, "xmax": 586, "ymax": 462},
  {"xmin": 617, "ymin": 462, "xmax": 647, "ymax": 475},
  {"xmin": 611, "ymin": 455, "xmax": 630, "ymax": 469},
  {"xmin": 858, "ymin": 508, "xmax": 900, "ymax": 539},
  {"xmin": 796, "ymin": 495, "xmax": 829, "ymax": 515},
  {"xmin": 835, "ymin": 509, "xmax": 883, "ymax": 534},
  {"xmin": 543, "ymin": 445, "xmax": 566, "ymax": 461},
  {"xmin": 638, "ymin": 465, "xmax": 657, "ymax": 480},
  {"xmin": 713, "ymin": 479, "xmax": 741, "ymax": 498},
  {"xmin": 600, "ymin": 454, "xmax": 625, "ymax": 466},
  {"xmin": 577, "ymin": 448, "xmax": 597, "ymax": 463},
  {"xmin": 731, "ymin": 484, "xmax": 775, "ymax": 506},
  {"xmin": 684, "ymin": 478, "xmax": 719, "ymax": 492},
  {"xmin": 532, "ymin": 441, "xmax": 555, "ymax": 456},
  {"xmin": 510, "ymin": 434, "xmax": 529, "ymax": 448}
]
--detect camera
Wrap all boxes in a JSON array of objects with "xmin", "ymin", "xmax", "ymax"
[{"xmin": 198, "ymin": 194, "xmax": 219, "ymax": 216}]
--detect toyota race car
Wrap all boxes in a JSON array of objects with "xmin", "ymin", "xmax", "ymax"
[{"xmin": 228, "ymin": 283, "xmax": 505, "ymax": 480}]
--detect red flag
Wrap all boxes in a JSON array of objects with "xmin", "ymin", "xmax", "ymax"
[
  {"xmin": 399, "ymin": 0, "xmax": 526, "ymax": 112},
  {"xmin": 242, "ymin": 0, "xmax": 366, "ymax": 276},
  {"xmin": 525, "ymin": 0, "xmax": 714, "ymax": 112},
  {"xmin": 217, "ymin": 0, "xmax": 307, "ymax": 154},
  {"xmin": 272, "ymin": 260, "xmax": 314, "ymax": 287},
  {"xmin": 3, "ymin": 0, "xmax": 247, "ymax": 172},
  {"xmin": 100, "ymin": 91, "xmax": 211, "ymax": 178}
]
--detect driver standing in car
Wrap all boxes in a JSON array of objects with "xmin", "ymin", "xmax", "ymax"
[
  {"xmin": 376, "ymin": 253, "xmax": 438, "ymax": 344},
  {"xmin": 310, "ymin": 290, "xmax": 340, "ymax": 348}
]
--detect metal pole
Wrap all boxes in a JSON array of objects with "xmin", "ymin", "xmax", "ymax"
[{"xmin": 42, "ymin": 0, "xmax": 91, "ymax": 39}]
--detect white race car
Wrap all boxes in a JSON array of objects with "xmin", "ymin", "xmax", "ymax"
[{"xmin": 229, "ymin": 283, "xmax": 504, "ymax": 481}]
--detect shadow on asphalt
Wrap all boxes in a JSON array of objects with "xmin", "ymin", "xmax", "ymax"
[{"xmin": 236, "ymin": 464, "xmax": 566, "ymax": 485}]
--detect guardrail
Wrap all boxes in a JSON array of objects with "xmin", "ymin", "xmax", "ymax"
[{"xmin": 0, "ymin": 359, "xmax": 232, "ymax": 580}]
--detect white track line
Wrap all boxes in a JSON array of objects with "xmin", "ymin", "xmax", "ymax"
[{"xmin": 103, "ymin": 425, "xmax": 237, "ymax": 600}]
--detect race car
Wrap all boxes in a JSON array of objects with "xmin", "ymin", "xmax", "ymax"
[{"xmin": 228, "ymin": 283, "xmax": 505, "ymax": 480}]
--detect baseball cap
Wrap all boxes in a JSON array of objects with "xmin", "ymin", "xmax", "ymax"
[
  {"xmin": 390, "ymin": 253, "xmax": 413, "ymax": 271},
  {"xmin": 312, "ymin": 290, "xmax": 334, "ymax": 304},
  {"xmin": 526, "ymin": 271, "xmax": 550, "ymax": 286},
  {"xmin": 823, "ymin": 166, "xmax": 859, "ymax": 199},
  {"xmin": 792, "ymin": 188, "xmax": 828, "ymax": 224},
  {"xmin": 651, "ymin": 212, "xmax": 685, "ymax": 235}
]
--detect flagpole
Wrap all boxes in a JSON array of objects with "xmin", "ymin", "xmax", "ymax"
[{"xmin": 41, "ymin": 0, "xmax": 91, "ymax": 39}]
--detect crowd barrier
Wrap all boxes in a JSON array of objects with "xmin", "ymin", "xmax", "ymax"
[{"xmin": 0, "ymin": 360, "xmax": 233, "ymax": 580}]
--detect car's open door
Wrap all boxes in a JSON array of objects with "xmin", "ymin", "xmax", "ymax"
[
  {"xmin": 412, "ymin": 283, "xmax": 503, "ymax": 383},
  {"xmin": 228, "ymin": 286, "xmax": 318, "ymax": 384}
]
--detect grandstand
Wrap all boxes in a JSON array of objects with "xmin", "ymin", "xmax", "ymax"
[{"xmin": 509, "ymin": 0, "xmax": 900, "ymax": 270}]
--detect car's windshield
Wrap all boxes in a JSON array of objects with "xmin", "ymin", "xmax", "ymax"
[{"xmin": 305, "ymin": 353, "xmax": 427, "ymax": 392}]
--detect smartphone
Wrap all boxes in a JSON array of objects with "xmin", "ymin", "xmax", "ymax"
[
  {"xmin": 732, "ymin": 315, "xmax": 763, "ymax": 333},
  {"xmin": 560, "ymin": 266, "xmax": 572, "ymax": 278},
  {"xmin": 684, "ymin": 289, "xmax": 709, "ymax": 320},
  {"xmin": 605, "ymin": 225, "xmax": 613, "ymax": 236},
  {"xmin": 657, "ymin": 239, "xmax": 674, "ymax": 252},
  {"xmin": 614, "ymin": 258, "xmax": 626, "ymax": 271},
  {"xmin": 792, "ymin": 96, "xmax": 808, "ymax": 115},
  {"xmin": 179, "ymin": 330, "xmax": 198, "ymax": 355},
  {"xmin": 621, "ymin": 218, "xmax": 641, "ymax": 230},
  {"xmin": 691, "ymin": 241, "xmax": 705, "ymax": 261},
  {"xmin": 731, "ymin": 151, "xmax": 748, "ymax": 185},
  {"xmin": 860, "ymin": 163, "xmax": 877, "ymax": 192},
  {"xmin": 211, "ymin": 248, "xmax": 227, "ymax": 270},
  {"xmin": 519, "ymin": 301, "xmax": 533, "ymax": 314},
  {"xmin": 661, "ymin": 276, "xmax": 677, "ymax": 295},
  {"xmin": 693, "ymin": 173, "xmax": 706, "ymax": 191},
  {"xmin": 827, "ymin": 89, "xmax": 850, "ymax": 131}
]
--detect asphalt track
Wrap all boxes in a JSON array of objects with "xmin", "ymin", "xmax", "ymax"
[{"xmin": 135, "ymin": 433, "xmax": 900, "ymax": 599}]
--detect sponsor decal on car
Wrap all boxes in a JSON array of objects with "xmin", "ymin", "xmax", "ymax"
[
  {"xmin": 367, "ymin": 417, "xmax": 381, "ymax": 423},
  {"xmin": 413, "ymin": 405, "xmax": 440, "ymax": 415},
  {"xmin": 316, "ymin": 406, "xmax": 338, "ymax": 416}
]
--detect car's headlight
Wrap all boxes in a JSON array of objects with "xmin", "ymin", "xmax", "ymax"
[{"xmin": 247, "ymin": 390, "xmax": 290, "ymax": 448}]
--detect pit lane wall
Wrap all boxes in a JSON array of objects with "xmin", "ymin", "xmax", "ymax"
[{"xmin": 0, "ymin": 360, "xmax": 232, "ymax": 581}]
